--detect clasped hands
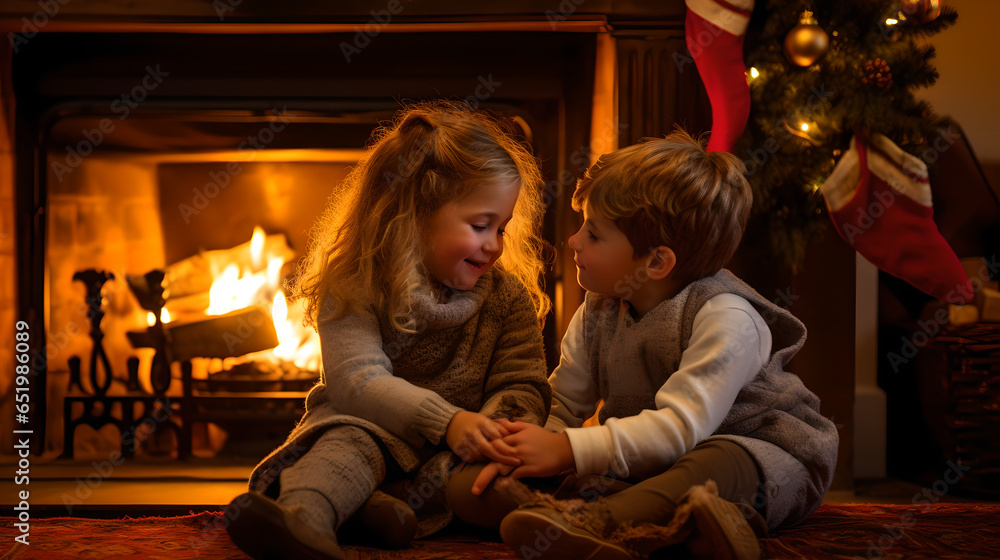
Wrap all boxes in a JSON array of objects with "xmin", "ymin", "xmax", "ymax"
[{"xmin": 445, "ymin": 411, "xmax": 574, "ymax": 496}]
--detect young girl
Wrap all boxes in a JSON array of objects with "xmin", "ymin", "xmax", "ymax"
[{"xmin": 224, "ymin": 101, "xmax": 553, "ymax": 560}]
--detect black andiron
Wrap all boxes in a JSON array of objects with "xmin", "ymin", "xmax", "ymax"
[
  {"xmin": 63, "ymin": 266, "xmax": 305, "ymax": 461},
  {"xmin": 62, "ymin": 269, "xmax": 182, "ymax": 459}
]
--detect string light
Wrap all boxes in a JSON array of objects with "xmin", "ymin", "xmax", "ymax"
[
  {"xmin": 885, "ymin": 18, "xmax": 899, "ymax": 26},
  {"xmin": 800, "ymin": 123, "xmax": 810, "ymax": 132},
  {"xmin": 750, "ymin": 67, "xmax": 760, "ymax": 79}
]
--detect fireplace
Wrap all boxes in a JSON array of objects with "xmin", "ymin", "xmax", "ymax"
[{"xmin": 4, "ymin": 5, "xmax": 715, "ymax": 464}]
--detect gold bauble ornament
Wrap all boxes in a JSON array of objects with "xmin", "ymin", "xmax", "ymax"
[
  {"xmin": 900, "ymin": 0, "xmax": 942, "ymax": 23},
  {"xmin": 784, "ymin": 11, "xmax": 830, "ymax": 67}
]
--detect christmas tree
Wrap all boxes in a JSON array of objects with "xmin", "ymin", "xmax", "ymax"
[{"xmin": 735, "ymin": 0, "xmax": 958, "ymax": 270}]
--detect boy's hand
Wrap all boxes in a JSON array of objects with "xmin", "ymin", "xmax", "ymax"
[
  {"xmin": 498, "ymin": 420, "xmax": 575, "ymax": 478},
  {"xmin": 470, "ymin": 420, "xmax": 575, "ymax": 494},
  {"xmin": 471, "ymin": 461, "xmax": 516, "ymax": 495},
  {"xmin": 446, "ymin": 411, "xmax": 520, "ymax": 466}
]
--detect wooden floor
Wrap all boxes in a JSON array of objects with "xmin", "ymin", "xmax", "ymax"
[{"xmin": 1, "ymin": 454, "xmax": 991, "ymax": 518}]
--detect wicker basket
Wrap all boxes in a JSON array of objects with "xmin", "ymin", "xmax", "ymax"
[{"xmin": 921, "ymin": 323, "xmax": 1000, "ymax": 497}]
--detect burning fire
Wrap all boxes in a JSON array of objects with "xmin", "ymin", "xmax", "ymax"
[
  {"xmin": 271, "ymin": 291, "xmax": 319, "ymax": 365},
  {"xmin": 193, "ymin": 226, "xmax": 320, "ymax": 370},
  {"xmin": 206, "ymin": 263, "xmax": 268, "ymax": 315}
]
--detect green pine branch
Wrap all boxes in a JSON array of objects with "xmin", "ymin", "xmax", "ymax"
[{"xmin": 737, "ymin": 0, "xmax": 958, "ymax": 270}]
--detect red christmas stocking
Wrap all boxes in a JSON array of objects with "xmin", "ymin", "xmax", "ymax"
[
  {"xmin": 685, "ymin": 0, "xmax": 755, "ymax": 153},
  {"xmin": 820, "ymin": 131, "xmax": 973, "ymax": 303}
]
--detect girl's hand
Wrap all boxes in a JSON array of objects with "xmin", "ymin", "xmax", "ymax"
[{"xmin": 446, "ymin": 411, "xmax": 521, "ymax": 466}]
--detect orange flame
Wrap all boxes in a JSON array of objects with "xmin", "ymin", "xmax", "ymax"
[
  {"xmin": 200, "ymin": 226, "xmax": 319, "ymax": 369},
  {"xmin": 250, "ymin": 226, "xmax": 266, "ymax": 271}
]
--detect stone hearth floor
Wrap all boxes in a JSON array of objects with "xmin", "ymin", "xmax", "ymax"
[{"xmin": 1, "ymin": 454, "xmax": 253, "ymax": 516}]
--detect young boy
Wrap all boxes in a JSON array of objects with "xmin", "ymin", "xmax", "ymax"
[{"xmin": 458, "ymin": 130, "xmax": 839, "ymax": 559}]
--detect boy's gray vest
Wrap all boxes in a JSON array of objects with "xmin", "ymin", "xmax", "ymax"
[{"xmin": 581, "ymin": 269, "xmax": 839, "ymax": 529}]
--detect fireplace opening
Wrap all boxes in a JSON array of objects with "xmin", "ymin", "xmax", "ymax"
[{"xmin": 46, "ymin": 130, "xmax": 363, "ymax": 460}]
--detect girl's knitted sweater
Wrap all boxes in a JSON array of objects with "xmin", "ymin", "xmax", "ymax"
[{"xmin": 248, "ymin": 268, "xmax": 550, "ymax": 534}]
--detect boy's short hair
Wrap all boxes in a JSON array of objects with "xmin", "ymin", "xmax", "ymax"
[{"xmin": 572, "ymin": 128, "xmax": 752, "ymax": 283}]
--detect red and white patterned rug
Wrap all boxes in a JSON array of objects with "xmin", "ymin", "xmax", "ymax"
[{"xmin": 2, "ymin": 503, "xmax": 999, "ymax": 559}]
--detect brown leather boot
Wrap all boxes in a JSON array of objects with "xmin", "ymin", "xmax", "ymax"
[
  {"xmin": 676, "ymin": 481, "xmax": 764, "ymax": 560},
  {"xmin": 225, "ymin": 492, "xmax": 346, "ymax": 560},
  {"xmin": 352, "ymin": 490, "xmax": 418, "ymax": 549},
  {"xmin": 500, "ymin": 505, "xmax": 634, "ymax": 560},
  {"xmin": 604, "ymin": 481, "xmax": 764, "ymax": 559}
]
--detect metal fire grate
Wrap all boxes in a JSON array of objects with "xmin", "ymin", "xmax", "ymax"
[{"xmin": 62, "ymin": 268, "xmax": 310, "ymax": 460}]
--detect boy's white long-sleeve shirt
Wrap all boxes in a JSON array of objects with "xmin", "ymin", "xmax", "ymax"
[{"xmin": 545, "ymin": 293, "xmax": 773, "ymax": 479}]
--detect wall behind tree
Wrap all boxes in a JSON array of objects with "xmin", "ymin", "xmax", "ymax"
[{"xmin": 918, "ymin": 0, "xmax": 1000, "ymax": 183}]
